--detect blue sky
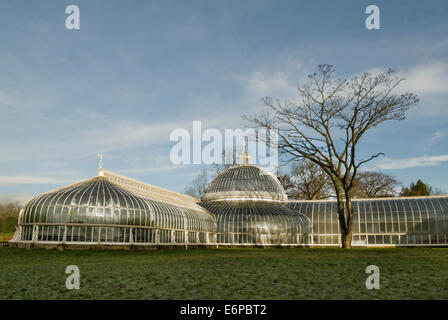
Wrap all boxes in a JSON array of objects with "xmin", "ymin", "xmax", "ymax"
[{"xmin": 0, "ymin": 0, "xmax": 447, "ymax": 202}]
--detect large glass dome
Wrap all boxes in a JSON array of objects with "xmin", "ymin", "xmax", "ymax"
[{"xmin": 202, "ymin": 165, "xmax": 288, "ymax": 201}]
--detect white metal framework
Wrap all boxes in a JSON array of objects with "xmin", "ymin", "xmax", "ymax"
[
  {"xmin": 9, "ymin": 164, "xmax": 448, "ymax": 248},
  {"xmin": 201, "ymin": 200, "xmax": 311, "ymax": 246},
  {"xmin": 288, "ymin": 197, "xmax": 448, "ymax": 246},
  {"xmin": 12, "ymin": 173, "xmax": 216, "ymax": 247},
  {"xmin": 200, "ymin": 165, "xmax": 311, "ymax": 246}
]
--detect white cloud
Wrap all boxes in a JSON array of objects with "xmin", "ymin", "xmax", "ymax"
[
  {"xmin": 365, "ymin": 62, "xmax": 448, "ymax": 96},
  {"xmin": 376, "ymin": 154, "xmax": 448, "ymax": 170},
  {"xmin": 237, "ymin": 61, "xmax": 311, "ymax": 104},
  {"xmin": 243, "ymin": 71, "xmax": 296, "ymax": 99},
  {"xmin": 400, "ymin": 62, "xmax": 448, "ymax": 95},
  {"xmin": 359, "ymin": 62, "xmax": 448, "ymax": 115},
  {"xmin": 240, "ymin": 61, "xmax": 448, "ymax": 111}
]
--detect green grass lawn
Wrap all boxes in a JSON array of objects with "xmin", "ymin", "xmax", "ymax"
[{"xmin": 0, "ymin": 247, "xmax": 447, "ymax": 300}]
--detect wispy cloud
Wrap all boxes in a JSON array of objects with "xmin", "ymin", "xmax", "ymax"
[
  {"xmin": 241, "ymin": 60, "xmax": 448, "ymax": 110},
  {"xmin": 376, "ymin": 154, "xmax": 448, "ymax": 170},
  {"xmin": 242, "ymin": 71, "xmax": 296, "ymax": 99},
  {"xmin": 400, "ymin": 62, "xmax": 448, "ymax": 95},
  {"xmin": 428, "ymin": 130, "xmax": 448, "ymax": 143},
  {"xmin": 364, "ymin": 61, "xmax": 448, "ymax": 116},
  {"xmin": 237, "ymin": 61, "xmax": 310, "ymax": 102}
]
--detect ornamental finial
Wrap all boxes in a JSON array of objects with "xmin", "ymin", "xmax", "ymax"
[
  {"xmin": 238, "ymin": 140, "xmax": 251, "ymax": 165},
  {"xmin": 98, "ymin": 151, "xmax": 104, "ymax": 176}
]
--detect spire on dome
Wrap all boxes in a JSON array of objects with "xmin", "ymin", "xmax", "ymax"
[
  {"xmin": 98, "ymin": 151, "xmax": 104, "ymax": 176},
  {"xmin": 238, "ymin": 140, "xmax": 251, "ymax": 165}
]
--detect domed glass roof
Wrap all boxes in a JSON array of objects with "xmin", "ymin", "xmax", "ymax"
[
  {"xmin": 17, "ymin": 174, "xmax": 216, "ymax": 245},
  {"xmin": 201, "ymin": 200, "xmax": 311, "ymax": 245},
  {"xmin": 202, "ymin": 165, "xmax": 287, "ymax": 201},
  {"xmin": 22, "ymin": 176, "xmax": 215, "ymax": 230}
]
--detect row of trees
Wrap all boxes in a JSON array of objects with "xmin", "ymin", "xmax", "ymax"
[
  {"xmin": 278, "ymin": 160, "xmax": 398, "ymax": 199},
  {"xmin": 185, "ymin": 159, "xmax": 443, "ymax": 200},
  {"xmin": 277, "ymin": 159, "xmax": 443, "ymax": 200}
]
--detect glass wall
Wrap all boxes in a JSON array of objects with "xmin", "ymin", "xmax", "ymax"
[
  {"xmin": 201, "ymin": 200, "xmax": 311, "ymax": 245},
  {"xmin": 288, "ymin": 197, "xmax": 448, "ymax": 246}
]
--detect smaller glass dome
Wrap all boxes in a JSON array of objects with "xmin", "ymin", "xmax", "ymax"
[{"xmin": 202, "ymin": 165, "xmax": 288, "ymax": 201}]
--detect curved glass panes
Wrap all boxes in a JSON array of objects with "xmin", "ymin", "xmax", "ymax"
[
  {"xmin": 203, "ymin": 165, "xmax": 287, "ymax": 201},
  {"xmin": 288, "ymin": 197, "xmax": 448, "ymax": 246},
  {"xmin": 12, "ymin": 167, "xmax": 448, "ymax": 248},
  {"xmin": 201, "ymin": 201, "xmax": 311, "ymax": 245},
  {"xmin": 16, "ymin": 176, "xmax": 216, "ymax": 245}
]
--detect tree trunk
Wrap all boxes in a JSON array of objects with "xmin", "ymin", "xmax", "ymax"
[
  {"xmin": 342, "ymin": 191, "xmax": 355, "ymax": 248},
  {"xmin": 333, "ymin": 182, "xmax": 348, "ymax": 248},
  {"xmin": 341, "ymin": 231, "xmax": 352, "ymax": 248}
]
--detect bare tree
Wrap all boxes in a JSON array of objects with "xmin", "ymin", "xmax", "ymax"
[
  {"xmin": 290, "ymin": 160, "xmax": 332, "ymax": 200},
  {"xmin": 277, "ymin": 173, "xmax": 296, "ymax": 195},
  {"xmin": 185, "ymin": 168, "xmax": 209, "ymax": 199},
  {"xmin": 0, "ymin": 201, "xmax": 22, "ymax": 219},
  {"xmin": 350, "ymin": 171, "xmax": 401, "ymax": 198},
  {"xmin": 278, "ymin": 160, "xmax": 332, "ymax": 200},
  {"xmin": 244, "ymin": 64, "xmax": 418, "ymax": 248},
  {"xmin": 432, "ymin": 188, "xmax": 447, "ymax": 196}
]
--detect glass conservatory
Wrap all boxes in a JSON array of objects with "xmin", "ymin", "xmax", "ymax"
[
  {"xmin": 9, "ymin": 162, "xmax": 448, "ymax": 249},
  {"xmin": 11, "ymin": 170, "xmax": 216, "ymax": 247},
  {"xmin": 201, "ymin": 165, "xmax": 311, "ymax": 246},
  {"xmin": 288, "ymin": 197, "xmax": 448, "ymax": 246}
]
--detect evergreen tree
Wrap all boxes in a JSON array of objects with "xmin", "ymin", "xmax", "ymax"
[
  {"xmin": 412, "ymin": 179, "xmax": 430, "ymax": 196},
  {"xmin": 401, "ymin": 179, "xmax": 432, "ymax": 197}
]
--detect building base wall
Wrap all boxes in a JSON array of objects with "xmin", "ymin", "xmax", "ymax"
[
  {"xmin": 9, "ymin": 240, "xmax": 447, "ymax": 250},
  {"xmin": 7, "ymin": 241, "xmax": 215, "ymax": 251}
]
